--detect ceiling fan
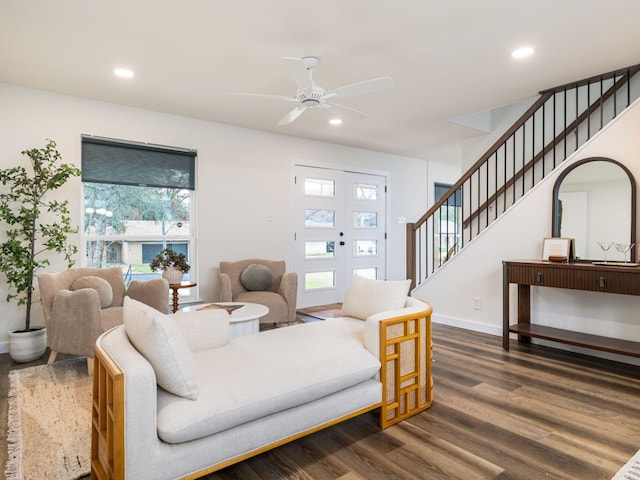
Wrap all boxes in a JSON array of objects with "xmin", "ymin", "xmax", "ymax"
[{"xmin": 231, "ymin": 56, "xmax": 394, "ymax": 126}]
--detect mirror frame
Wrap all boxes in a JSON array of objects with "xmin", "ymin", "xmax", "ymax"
[{"xmin": 552, "ymin": 156, "xmax": 637, "ymax": 263}]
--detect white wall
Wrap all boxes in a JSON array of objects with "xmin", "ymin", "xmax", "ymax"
[
  {"xmin": 459, "ymin": 96, "xmax": 537, "ymax": 171},
  {"xmin": 414, "ymin": 97, "xmax": 640, "ymax": 364},
  {"xmin": 0, "ymin": 83, "xmax": 432, "ymax": 353}
]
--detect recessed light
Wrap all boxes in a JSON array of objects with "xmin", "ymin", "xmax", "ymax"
[
  {"xmin": 511, "ymin": 47, "xmax": 535, "ymax": 59},
  {"xmin": 329, "ymin": 118, "xmax": 342, "ymax": 126},
  {"xmin": 114, "ymin": 67, "xmax": 134, "ymax": 78}
]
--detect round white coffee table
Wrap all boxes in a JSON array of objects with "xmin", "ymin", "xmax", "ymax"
[{"xmin": 183, "ymin": 302, "xmax": 269, "ymax": 338}]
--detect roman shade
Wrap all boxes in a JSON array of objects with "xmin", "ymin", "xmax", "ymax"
[{"xmin": 81, "ymin": 135, "xmax": 196, "ymax": 190}]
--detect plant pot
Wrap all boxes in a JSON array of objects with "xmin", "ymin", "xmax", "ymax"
[
  {"xmin": 8, "ymin": 327, "xmax": 47, "ymax": 363},
  {"xmin": 162, "ymin": 267, "xmax": 184, "ymax": 285}
]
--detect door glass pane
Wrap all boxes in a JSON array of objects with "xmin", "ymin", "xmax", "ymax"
[
  {"xmin": 354, "ymin": 240, "xmax": 377, "ymax": 256},
  {"xmin": 305, "ymin": 271, "xmax": 335, "ymax": 290},
  {"xmin": 353, "ymin": 211, "xmax": 377, "ymax": 228},
  {"xmin": 305, "ymin": 178, "xmax": 335, "ymax": 197},
  {"xmin": 305, "ymin": 209, "xmax": 335, "ymax": 228},
  {"xmin": 354, "ymin": 268, "xmax": 377, "ymax": 279},
  {"xmin": 305, "ymin": 241, "xmax": 335, "ymax": 259},
  {"xmin": 354, "ymin": 183, "xmax": 377, "ymax": 200}
]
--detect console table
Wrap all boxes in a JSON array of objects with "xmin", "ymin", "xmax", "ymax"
[{"xmin": 503, "ymin": 260, "xmax": 640, "ymax": 357}]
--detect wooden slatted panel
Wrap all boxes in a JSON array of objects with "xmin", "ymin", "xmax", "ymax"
[
  {"xmin": 91, "ymin": 340, "xmax": 125, "ymax": 480},
  {"xmin": 379, "ymin": 309, "xmax": 433, "ymax": 428}
]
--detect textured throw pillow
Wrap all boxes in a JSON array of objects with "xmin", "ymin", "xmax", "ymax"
[
  {"xmin": 341, "ymin": 275, "xmax": 411, "ymax": 320},
  {"xmin": 123, "ymin": 297, "xmax": 198, "ymax": 400},
  {"xmin": 240, "ymin": 263, "xmax": 273, "ymax": 291},
  {"xmin": 71, "ymin": 275, "xmax": 113, "ymax": 308}
]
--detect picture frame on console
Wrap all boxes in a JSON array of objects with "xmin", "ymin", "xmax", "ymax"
[{"xmin": 542, "ymin": 237, "xmax": 574, "ymax": 262}]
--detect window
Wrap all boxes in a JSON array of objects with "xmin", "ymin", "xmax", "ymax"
[
  {"xmin": 433, "ymin": 182, "xmax": 462, "ymax": 268},
  {"xmin": 305, "ymin": 178, "xmax": 335, "ymax": 197},
  {"xmin": 81, "ymin": 136, "xmax": 197, "ymax": 300}
]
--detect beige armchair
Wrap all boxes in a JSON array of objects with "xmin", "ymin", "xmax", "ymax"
[
  {"xmin": 219, "ymin": 259, "xmax": 297, "ymax": 326},
  {"xmin": 37, "ymin": 267, "xmax": 169, "ymax": 369}
]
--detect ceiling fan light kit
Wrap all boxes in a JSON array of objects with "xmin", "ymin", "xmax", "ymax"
[
  {"xmin": 301, "ymin": 56, "xmax": 320, "ymax": 70},
  {"xmin": 232, "ymin": 56, "xmax": 394, "ymax": 126}
]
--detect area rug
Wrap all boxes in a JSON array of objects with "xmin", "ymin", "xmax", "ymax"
[
  {"xmin": 5, "ymin": 358, "xmax": 92, "ymax": 480},
  {"xmin": 612, "ymin": 449, "xmax": 640, "ymax": 479}
]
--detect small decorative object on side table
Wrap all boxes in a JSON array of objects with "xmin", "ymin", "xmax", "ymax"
[
  {"xmin": 169, "ymin": 281, "xmax": 197, "ymax": 313},
  {"xmin": 149, "ymin": 248, "xmax": 191, "ymax": 285}
]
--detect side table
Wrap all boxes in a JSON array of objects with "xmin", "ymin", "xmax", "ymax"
[{"xmin": 169, "ymin": 281, "xmax": 197, "ymax": 313}]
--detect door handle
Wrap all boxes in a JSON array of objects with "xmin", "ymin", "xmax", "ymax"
[{"xmin": 339, "ymin": 241, "xmax": 345, "ymax": 246}]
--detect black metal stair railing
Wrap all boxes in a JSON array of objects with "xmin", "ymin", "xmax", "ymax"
[{"xmin": 407, "ymin": 64, "xmax": 640, "ymax": 289}]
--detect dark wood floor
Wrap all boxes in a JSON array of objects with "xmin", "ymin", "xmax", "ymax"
[{"xmin": 2, "ymin": 323, "xmax": 640, "ymax": 479}]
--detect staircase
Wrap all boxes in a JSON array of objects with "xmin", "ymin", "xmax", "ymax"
[{"xmin": 407, "ymin": 64, "xmax": 640, "ymax": 289}]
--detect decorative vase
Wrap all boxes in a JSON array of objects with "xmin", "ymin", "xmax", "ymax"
[
  {"xmin": 8, "ymin": 327, "xmax": 47, "ymax": 363},
  {"xmin": 162, "ymin": 267, "xmax": 184, "ymax": 285}
]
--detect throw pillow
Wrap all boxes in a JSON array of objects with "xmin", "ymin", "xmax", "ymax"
[
  {"xmin": 123, "ymin": 297, "xmax": 199, "ymax": 400},
  {"xmin": 240, "ymin": 263, "xmax": 273, "ymax": 291},
  {"xmin": 341, "ymin": 275, "xmax": 411, "ymax": 320},
  {"xmin": 71, "ymin": 275, "xmax": 113, "ymax": 308},
  {"xmin": 173, "ymin": 308, "xmax": 230, "ymax": 352}
]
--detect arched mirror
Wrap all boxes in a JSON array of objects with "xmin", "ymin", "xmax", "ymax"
[{"xmin": 552, "ymin": 157, "xmax": 636, "ymax": 263}]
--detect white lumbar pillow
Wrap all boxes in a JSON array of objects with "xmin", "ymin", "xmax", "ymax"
[
  {"xmin": 341, "ymin": 275, "xmax": 411, "ymax": 320},
  {"xmin": 123, "ymin": 297, "xmax": 198, "ymax": 400}
]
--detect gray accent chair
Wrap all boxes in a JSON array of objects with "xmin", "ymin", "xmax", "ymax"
[
  {"xmin": 219, "ymin": 259, "xmax": 297, "ymax": 326},
  {"xmin": 37, "ymin": 267, "xmax": 169, "ymax": 371}
]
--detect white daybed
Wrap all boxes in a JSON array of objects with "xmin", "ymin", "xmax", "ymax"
[{"xmin": 91, "ymin": 276, "xmax": 433, "ymax": 480}]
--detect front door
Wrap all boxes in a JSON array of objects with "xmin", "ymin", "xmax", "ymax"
[{"xmin": 293, "ymin": 165, "xmax": 387, "ymax": 308}]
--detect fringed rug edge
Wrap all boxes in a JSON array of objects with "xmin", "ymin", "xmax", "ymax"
[{"xmin": 5, "ymin": 369, "xmax": 22, "ymax": 480}]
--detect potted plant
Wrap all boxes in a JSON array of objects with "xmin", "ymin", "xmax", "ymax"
[
  {"xmin": 149, "ymin": 248, "xmax": 191, "ymax": 284},
  {"xmin": 0, "ymin": 139, "xmax": 81, "ymax": 362}
]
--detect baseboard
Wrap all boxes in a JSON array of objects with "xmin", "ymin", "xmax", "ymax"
[
  {"xmin": 431, "ymin": 314, "xmax": 501, "ymax": 336},
  {"xmin": 0, "ymin": 340, "xmax": 8, "ymax": 354}
]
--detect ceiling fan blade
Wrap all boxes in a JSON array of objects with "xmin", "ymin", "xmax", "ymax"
[
  {"xmin": 321, "ymin": 102, "xmax": 367, "ymax": 122},
  {"xmin": 229, "ymin": 92, "xmax": 298, "ymax": 103},
  {"xmin": 278, "ymin": 106, "xmax": 307, "ymax": 126},
  {"xmin": 326, "ymin": 76, "xmax": 394, "ymax": 99},
  {"xmin": 284, "ymin": 57, "xmax": 313, "ymax": 91}
]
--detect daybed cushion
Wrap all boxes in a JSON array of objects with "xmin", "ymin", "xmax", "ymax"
[
  {"xmin": 341, "ymin": 275, "xmax": 411, "ymax": 320},
  {"xmin": 71, "ymin": 275, "xmax": 113, "ymax": 308},
  {"xmin": 240, "ymin": 263, "xmax": 273, "ymax": 291},
  {"xmin": 156, "ymin": 317, "xmax": 380, "ymax": 443},
  {"xmin": 123, "ymin": 297, "xmax": 199, "ymax": 400}
]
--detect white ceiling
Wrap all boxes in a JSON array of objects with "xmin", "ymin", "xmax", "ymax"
[{"xmin": 1, "ymin": 0, "xmax": 640, "ymax": 161}]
